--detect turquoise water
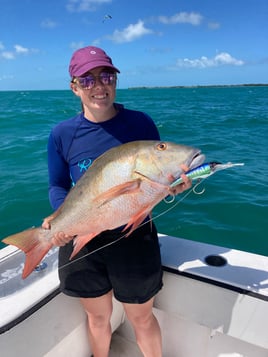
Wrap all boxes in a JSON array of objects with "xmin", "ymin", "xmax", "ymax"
[{"xmin": 0, "ymin": 87, "xmax": 267, "ymax": 255}]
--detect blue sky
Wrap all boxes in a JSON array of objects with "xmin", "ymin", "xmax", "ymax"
[{"xmin": 1, "ymin": 0, "xmax": 267, "ymax": 90}]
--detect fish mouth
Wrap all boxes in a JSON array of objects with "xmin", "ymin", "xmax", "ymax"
[{"xmin": 188, "ymin": 151, "xmax": 205, "ymax": 170}]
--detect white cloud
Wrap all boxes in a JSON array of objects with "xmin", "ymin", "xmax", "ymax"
[
  {"xmin": 66, "ymin": 0, "xmax": 111, "ymax": 12},
  {"xmin": 208, "ymin": 22, "xmax": 220, "ymax": 30},
  {"xmin": 158, "ymin": 12, "xmax": 203, "ymax": 26},
  {"xmin": 0, "ymin": 74, "xmax": 14, "ymax": 81},
  {"xmin": 0, "ymin": 43, "xmax": 34, "ymax": 60},
  {"xmin": 14, "ymin": 45, "xmax": 29, "ymax": 54},
  {"xmin": 176, "ymin": 52, "xmax": 244, "ymax": 68},
  {"xmin": 70, "ymin": 41, "xmax": 85, "ymax": 50},
  {"xmin": 41, "ymin": 19, "xmax": 58, "ymax": 29},
  {"xmin": 107, "ymin": 20, "xmax": 153, "ymax": 43},
  {"xmin": 1, "ymin": 51, "xmax": 15, "ymax": 60}
]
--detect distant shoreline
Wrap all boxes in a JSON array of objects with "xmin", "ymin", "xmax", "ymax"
[
  {"xmin": 127, "ymin": 83, "xmax": 268, "ymax": 90},
  {"xmin": 1, "ymin": 83, "xmax": 268, "ymax": 92}
]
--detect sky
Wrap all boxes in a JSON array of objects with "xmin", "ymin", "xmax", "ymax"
[{"xmin": 0, "ymin": 0, "xmax": 267, "ymax": 90}]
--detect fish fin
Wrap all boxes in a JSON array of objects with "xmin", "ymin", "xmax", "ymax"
[
  {"xmin": 2, "ymin": 228, "xmax": 53, "ymax": 279},
  {"xmin": 70, "ymin": 232, "xmax": 99, "ymax": 260},
  {"xmin": 123, "ymin": 205, "xmax": 152, "ymax": 236},
  {"xmin": 94, "ymin": 179, "xmax": 142, "ymax": 206}
]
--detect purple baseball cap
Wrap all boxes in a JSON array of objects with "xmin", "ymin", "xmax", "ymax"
[{"xmin": 69, "ymin": 46, "xmax": 120, "ymax": 77}]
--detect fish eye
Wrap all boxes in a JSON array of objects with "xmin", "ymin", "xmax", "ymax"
[{"xmin": 156, "ymin": 142, "xmax": 167, "ymax": 151}]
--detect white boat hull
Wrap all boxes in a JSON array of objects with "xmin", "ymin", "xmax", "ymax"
[{"xmin": 1, "ymin": 234, "xmax": 267, "ymax": 356}]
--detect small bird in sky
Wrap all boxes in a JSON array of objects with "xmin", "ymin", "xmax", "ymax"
[{"xmin": 102, "ymin": 14, "xmax": 112, "ymax": 23}]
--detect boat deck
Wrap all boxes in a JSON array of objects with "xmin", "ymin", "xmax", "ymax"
[{"xmin": 110, "ymin": 332, "xmax": 143, "ymax": 357}]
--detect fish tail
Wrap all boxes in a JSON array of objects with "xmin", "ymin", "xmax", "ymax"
[{"xmin": 2, "ymin": 227, "xmax": 53, "ymax": 279}]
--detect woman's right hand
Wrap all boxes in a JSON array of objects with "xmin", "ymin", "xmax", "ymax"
[{"xmin": 42, "ymin": 215, "xmax": 73, "ymax": 247}]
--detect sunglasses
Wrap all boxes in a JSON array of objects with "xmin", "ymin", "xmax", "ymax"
[{"xmin": 73, "ymin": 72, "xmax": 117, "ymax": 89}]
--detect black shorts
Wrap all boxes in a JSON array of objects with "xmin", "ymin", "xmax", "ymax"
[{"xmin": 58, "ymin": 222, "xmax": 163, "ymax": 303}]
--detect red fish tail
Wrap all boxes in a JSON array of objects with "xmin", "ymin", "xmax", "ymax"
[{"xmin": 2, "ymin": 227, "xmax": 53, "ymax": 279}]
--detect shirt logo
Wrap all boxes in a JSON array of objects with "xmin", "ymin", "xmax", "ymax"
[{"xmin": 77, "ymin": 158, "xmax": 92, "ymax": 172}]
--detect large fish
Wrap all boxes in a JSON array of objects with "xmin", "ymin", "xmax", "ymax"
[{"xmin": 3, "ymin": 140, "xmax": 204, "ymax": 279}]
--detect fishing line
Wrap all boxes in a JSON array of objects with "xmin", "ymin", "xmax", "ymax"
[
  {"xmin": 58, "ymin": 179, "xmax": 206, "ymax": 271},
  {"xmin": 151, "ymin": 181, "xmax": 201, "ymax": 221},
  {"xmin": 58, "ymin": 233, "xmax": 127, "ymax": 271}
]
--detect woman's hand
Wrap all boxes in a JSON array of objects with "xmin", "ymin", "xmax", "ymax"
[
  {"xmin": 168, "ymin": 164, "xmax": 192, "ymax": 195},
  {"xmin": 42, "ymin": 215, "xmax": 73, "ymax": 247}
]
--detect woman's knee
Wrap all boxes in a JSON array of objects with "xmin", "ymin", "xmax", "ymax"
[
  {"xmin": 123, "ymin": 299, "xmax": 155, "ymax": 328},
  {"xmin": 88, "ymin": 312, "xmax": 111, "ymax": 329},
  {"xmin": 80, "ymin": 292, "xmax": 113, "ymax": 327}
]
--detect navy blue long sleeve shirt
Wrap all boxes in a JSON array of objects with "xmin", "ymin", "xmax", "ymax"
[{"xmin": 47, "ymin": 104, "xmax": 160, "ymax": 210}]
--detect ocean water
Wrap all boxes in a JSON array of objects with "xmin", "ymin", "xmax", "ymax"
[{"xmin": 0, "ymin": 87, "xmax": 267, "ymax": 256}]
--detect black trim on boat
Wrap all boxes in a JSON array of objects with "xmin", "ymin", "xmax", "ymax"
[
  {"xmin": 0, "ymin": 288, "xmax": 60, "ymax": 335},
  {"xmin": 162, "ymin": 265, "xmax": 268, "ymax": 302}
]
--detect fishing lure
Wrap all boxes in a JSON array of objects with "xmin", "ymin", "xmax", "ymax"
[{"xmin": 170, "ymin": 161, "xmax": 245, "ymax": 188}]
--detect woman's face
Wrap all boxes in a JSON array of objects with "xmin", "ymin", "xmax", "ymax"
[{"xmin": 71, "ymin": 66, "xmax": 117, "ymax": 121}]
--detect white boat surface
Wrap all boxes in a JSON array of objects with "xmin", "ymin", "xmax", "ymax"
[{"xmin": 0, "ymin": 234, "xmax": 268, "ymax": 357}]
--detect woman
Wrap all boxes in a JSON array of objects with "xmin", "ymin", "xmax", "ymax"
[{"xmin": 43, "ymin": 46, "xmax": 191, "ymax": 357}]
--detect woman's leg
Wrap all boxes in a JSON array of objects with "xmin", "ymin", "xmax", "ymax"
[
  {"xmin": 123, "ymin": 296, "xmax": 162, "ymax": 357},
  {"xmin": 80, "ymin": 290, "xmax": 113, "ymax": 357}
]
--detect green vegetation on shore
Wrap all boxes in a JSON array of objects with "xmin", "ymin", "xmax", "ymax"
[{"xmin": 128, "ymin": 83, "xmax": 268, "ymax": 90}]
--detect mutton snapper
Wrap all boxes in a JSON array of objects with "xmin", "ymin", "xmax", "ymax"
[{"xmin": 3, "ymin": 140, "xmax": 204, "ymax": 279}]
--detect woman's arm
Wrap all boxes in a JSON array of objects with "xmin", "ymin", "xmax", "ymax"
[{"xmin": 47, "ymin": 132, "xmax": 72, "ymax": 210}]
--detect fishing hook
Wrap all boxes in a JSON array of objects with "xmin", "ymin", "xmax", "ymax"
[
  {"xmin": 164, "ymin": 194, "xmax": 176, "ymax": 203},
  {"xmin": 193, "ymin": 180, "xmax": 205, "ymax": 195}
]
